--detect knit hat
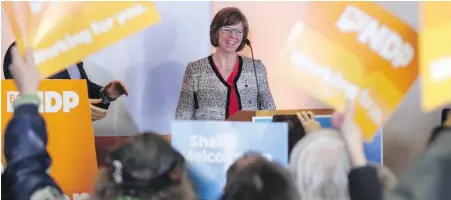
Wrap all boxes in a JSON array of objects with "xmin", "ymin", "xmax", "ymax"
[{"xmin": 106, "ymin": 133, "xmax": 185, "ymax": 197}]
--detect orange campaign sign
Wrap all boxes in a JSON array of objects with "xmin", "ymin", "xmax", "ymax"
[
  {"xmin": 420, "ymin": 2, "xmax": 451, "ymax": 112},
  {"xmin": 274, "ymin": 2, "xmax": 418, "ymax": 140},
  {"xmin": 2, "ymin": 1, "xmax": 160, "ymax": 78},
  {"xmin": 1, "ymin": 80, "xmax": 98, "ymax": 199}
]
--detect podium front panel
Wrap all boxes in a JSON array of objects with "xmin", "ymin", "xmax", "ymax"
[{"xmin": 171, "ymin": 120, "xmax": 288, "ymax": 200}]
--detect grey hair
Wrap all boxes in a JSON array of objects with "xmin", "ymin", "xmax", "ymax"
[{"xmin": 289, "ymin": 128, "xmax": 351, "ymax": 200}]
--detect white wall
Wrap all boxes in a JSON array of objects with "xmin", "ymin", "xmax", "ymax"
[{"xmin": 84, "ymin": 1, "xmax": 212, "ymax": 136}]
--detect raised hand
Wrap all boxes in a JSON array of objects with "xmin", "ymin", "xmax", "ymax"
[{"xmin": 10, "ymin": 47, "xmax": 41, "ymax": 95}]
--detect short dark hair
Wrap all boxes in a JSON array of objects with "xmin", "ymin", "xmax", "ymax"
[
  {"xmin": 3, "ymin": 41, "xmax": 16, "ymax": 79},
  {"xmin": 225, "ymin": 152, "xmax": 267, "ymax": 185},
  {"xmin": 429, "ymin": 108, "xmax": 451, "ymax": 146},
  {"xmin": 98, "ymin": 132, "xmax": 186, "ymax": 199},
  {"xmin": 442, "ymin": 108, "xmax": 450, "ymax": 125},
  {"xmin": 221, "ymin": 160, "xmax": 299, "ymax": 200},
  {"xmin": 210, "ymin": 7, "xmax": 249, "ymax": 52}
]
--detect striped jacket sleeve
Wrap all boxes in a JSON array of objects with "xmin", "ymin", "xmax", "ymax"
[
  {"xmin": 256, "ymin": 60, "xmax": 276, "ymax": 110},
  {"xmin": 175, "ymin": 63, "xmax": 196, "ymax": 120}
]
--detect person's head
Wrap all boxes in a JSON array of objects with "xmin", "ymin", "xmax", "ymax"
[
  {"xmin": 3, "ymin": 41, "xmax": 17, "ymax": 79},
  {"xmin": 225, "ymin": 152, "xmax": 269, "ymax": 188},
  {"xmin": 289, "ymin": 128, "xmax": 351, "ymax": 200},
  {"xmin": 210, "ymin": 7, "xmax": 249, "ymax": 53},
  {"xmin": 221, "ymin": 159, "xmax": 299, "ymax": 200},
  {"xmin": 92, "ymin": 132, "xmax": 195, "ymax": 200}
]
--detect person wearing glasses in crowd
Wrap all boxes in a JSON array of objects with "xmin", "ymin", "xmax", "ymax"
[{"xmin": 175, "ymin": 7, "xmax": 276, "ymax": 121}]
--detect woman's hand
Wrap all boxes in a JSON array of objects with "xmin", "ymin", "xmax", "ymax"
[
  {"xmin": 297, "ymin": 111, "xmax": 322, "ymax": 134},
  {"xmin": 332, "ymin": 101, "xmax": 368, "ymax": 167}
]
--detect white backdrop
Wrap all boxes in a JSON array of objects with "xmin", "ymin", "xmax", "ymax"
[{"xmin": 84, "ymin": 1, "xmax": 212, "ymax": 136}]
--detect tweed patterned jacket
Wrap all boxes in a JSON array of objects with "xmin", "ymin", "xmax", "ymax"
[{"xmin": 175, "ymin": 55, "xmax": 276, "ymax": 120}]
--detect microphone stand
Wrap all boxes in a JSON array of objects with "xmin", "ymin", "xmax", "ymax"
[{"xmin": 245, "ymin": 39, "xmax": 260, "ymax": 110}]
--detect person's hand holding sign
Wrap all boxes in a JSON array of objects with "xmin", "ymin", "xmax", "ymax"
[
  {"xmin": 332, "ymin": 101, "xmax": 367, "ymax": 167},
  {"xmin": 90, "ymin": 80, "xmax": 128, "ymax": 121},
  {"xmin": 7, "ymin": 46, "xmax": 68, "ymax": 200},
  {"xmin": 10, "ymin": 47, "xmax": 40, "ymax": 95}
]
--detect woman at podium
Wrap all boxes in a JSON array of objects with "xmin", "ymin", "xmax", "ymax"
[{"xmin": 175, "ymin": 7, "xmax": 276, "ymax": 120}]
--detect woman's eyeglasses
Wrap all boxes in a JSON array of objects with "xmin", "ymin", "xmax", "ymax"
[{"xmin": 221, "ymin": 27, "xmax": 245, "ymax": 36}]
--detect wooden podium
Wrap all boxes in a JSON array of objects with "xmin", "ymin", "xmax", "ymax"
[
  {"xmin": 226, "ymin": 109, "xmax": 334, "ymax": 121},
  {"xmin": 226, "ymin": 108, "xmax": 335, "ymax": 158}
]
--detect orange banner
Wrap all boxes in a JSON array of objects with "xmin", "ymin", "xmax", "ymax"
[
  {"xmin": 274, "ymin": 2, "xmax": 418, "ymax": 140},
  {"xmin": 2, "ymin": 1, "xmax": 160, "ymax": 78},
  {"xmin": 420, "ymin": 2, "xmax": 451, "ymax": 111},
  {"xmin": 1, "ymin": 80, "xmax": 98, "ymax": 199}
]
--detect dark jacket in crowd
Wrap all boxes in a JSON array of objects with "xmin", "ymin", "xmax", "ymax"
[
  {"xmin": 1, "ymin": 102, "xmax": 65, "ymax": 200},
  {"xmin": 387, "ymin": 126, "xmax": 451, "ymax": 200},
  {"xmin": 348, "ymin": 165, "xmax": 382, "ymax": 200}
]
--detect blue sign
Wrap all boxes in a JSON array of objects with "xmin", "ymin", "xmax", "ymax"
[
  {"xmin": 171, "ymin": 121, "xmax": 288, "ymax": 200},
  {"xmin": 252, "ymin": 115, "xmax": 383, "ymax": 164}
]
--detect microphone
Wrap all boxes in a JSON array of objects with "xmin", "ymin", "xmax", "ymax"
[{"xmin": 245, "ymin": 39, "xmax": 260, "ymax": 109}]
